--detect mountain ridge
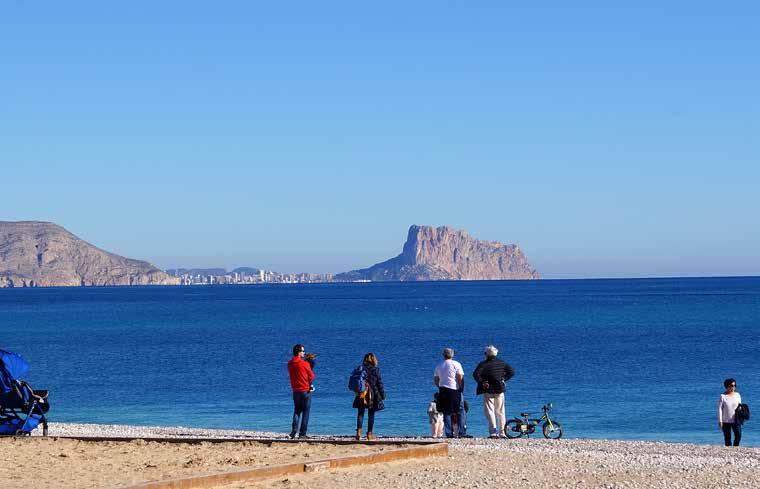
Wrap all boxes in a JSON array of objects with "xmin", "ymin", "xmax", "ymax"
[{"xmin": 0, "ymin": 221, "xmax": 179, "ymax": 287}]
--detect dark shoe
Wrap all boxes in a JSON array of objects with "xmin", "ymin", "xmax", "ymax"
[
  {"xmin": 298, "ymin": 434, "xmax": 310, "ymax": 439},
  {"xmin": 288, "ymin": 432, "xmax": 297, "ymax": 439},
  {"xmin": 460, "ymin": 434, "xmax": 473, "ymax": 438}
]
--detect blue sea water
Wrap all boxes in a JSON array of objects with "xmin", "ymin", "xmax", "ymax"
[{"xmin": 1, "ymin": 278, "xmax": 758, "ymax": 446}]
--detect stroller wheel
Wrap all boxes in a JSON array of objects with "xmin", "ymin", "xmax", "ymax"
[{"xmin": 15, "ymin": 429, "xmax": 27, "ymax": 437}]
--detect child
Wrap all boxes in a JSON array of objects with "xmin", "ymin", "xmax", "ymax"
[
  {"xmin": 428, "ymin": 392, "xmax": 444, "ymax": 438},
  {"xmin": 305, "ymin": 352, "xmax": 317, "ymax": 392}
]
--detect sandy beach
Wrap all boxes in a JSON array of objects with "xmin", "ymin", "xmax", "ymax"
[
  {"xmin": 238, "ymin": 438, "xmax": 760, "ymax": 489},
  {"xmin": 0, "ymin": 424, "xmax": 757, "ymax": 489},
  {"xmin": 1, "ymin": 424, "xmax": 395, "ymax": 489}
]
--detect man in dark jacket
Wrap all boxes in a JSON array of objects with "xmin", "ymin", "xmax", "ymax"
[{"xmin": 473, "ymin": 345, "xmax": 515, "ymax": 438}]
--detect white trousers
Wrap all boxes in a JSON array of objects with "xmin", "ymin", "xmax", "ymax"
[{"xmin": 482, "ymin": 392, "xmax": 506, "ymax": 435}]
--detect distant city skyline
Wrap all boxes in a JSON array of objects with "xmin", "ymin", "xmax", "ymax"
[{"xmin": 2, "ymin": 3, "xmax": 758, "ymax": 279}]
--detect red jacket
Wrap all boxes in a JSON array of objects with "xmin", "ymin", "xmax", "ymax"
[{"xmin": 287, "ymin": 356, "xmax": 315, "ymax": 392}]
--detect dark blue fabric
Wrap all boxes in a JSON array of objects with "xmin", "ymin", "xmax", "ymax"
[
  {"xmin": 291, "ymin": 391, "xmax": 311, "ymax": 436},
  {"xmin": 356, "ymin": 406, "xmax": 376, "ymax": 432},
  {"xmin": 0, "ymin": 414, "xmax": 42, "ymax": 434},
  {"xmin": 0, "ymin": 349, "xmax": 46, "ymax": 435},
  {"xmin": 348, "ymin": 365, "xmax": 367, "ymax": 393},
  {"xmin": 0, "ymin": 350, "xmax": 30, "ymax": 380},
  {"xmin": 0, "ymin": 350, "xmax": 29, "ymax": 395}
]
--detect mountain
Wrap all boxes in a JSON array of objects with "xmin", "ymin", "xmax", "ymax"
[
  {"xmin": 0, "ymin": 221, "xmax": 180, "ymax": 287},
  {"xmin": 335, "ymin": 225, "xmax": 539, "ymax": 281},
  {"xmin": 231, "ymin": 267, "xmax": 262, "ymax": 275}
]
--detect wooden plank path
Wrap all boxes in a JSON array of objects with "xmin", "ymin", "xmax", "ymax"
[{"xmin": 98, "ymin": 439, "xmax": 449, "ymax": 489}]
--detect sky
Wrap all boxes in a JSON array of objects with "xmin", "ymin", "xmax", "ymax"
[{"xmin": 2, "ymin": 2, "xmax": 758, "ymax": 278}]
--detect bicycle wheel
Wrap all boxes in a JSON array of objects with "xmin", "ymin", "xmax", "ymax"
[
  {"xmin": 542, "ymin": 420, "xmax": 562, "ymax": 439},
  {"xmin": 505, "ymin": 419, "xmax": 523, "ymax": 439}
]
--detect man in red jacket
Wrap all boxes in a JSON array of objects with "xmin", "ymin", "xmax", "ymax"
[{"xmin": 287, "ymin": 343, "xmax": 315, "ymax": 438}]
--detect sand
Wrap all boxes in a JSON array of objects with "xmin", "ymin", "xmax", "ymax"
[
  {"xmin": 233, "ymin": 438, "xmax": 760, "ymax": 489},
  {"xmin": 3, "ymin": 424, "xmax": 758, "ymax": 489},
  {"xmin": 0, "ymin": 436, "xmax": 389, "ymax": 489}
]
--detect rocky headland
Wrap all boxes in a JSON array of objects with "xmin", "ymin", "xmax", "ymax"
[
  {"xmin": 0, "ymin": 221, "xmax": 179, "ymax": 287},
  {"xmin": 336, "ymin": 225, "xmax": 539, "ymax": 281}
]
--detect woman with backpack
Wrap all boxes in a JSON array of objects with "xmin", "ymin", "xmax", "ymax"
[{"xmin": 352, "ymin": 352, "xmax": 385, "ymax": 440}]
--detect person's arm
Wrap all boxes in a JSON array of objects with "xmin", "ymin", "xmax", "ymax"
[
  {"xmin": 433, "ymin": 366, "xmax": 440, "ymax": 387},
  {"xmin": 305, "ymin": 362, "xmax": 315, "ymax": 382},
  {"xmin": 717, "ymin": 396, "xmax": 723, "ymax": 426},
  {"xmin": 473, "ymin": 362, "xmax": 483, "ymax": 383},
  {"xmin": 376, "ymin": 368, "xmax": 386, "ymax": 400},
  {"xmin": 456, "ymin": 363, "xmax": 464, "ymax": 390},
  {"xmin": 503, "ymin": 362, "xmax": 515, "ymax": 382}
]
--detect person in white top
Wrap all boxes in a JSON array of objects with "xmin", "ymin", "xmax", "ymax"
[
  {"xmin": 717, "ymin": 378, "xmax": 742, "ymax": 446},
  {"xmin": 433, "ymin": 348, "xmax": 470, "ymax": 438}
]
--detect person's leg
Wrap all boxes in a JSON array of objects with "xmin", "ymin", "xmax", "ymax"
[
  {"xmin": 291, "ymin": 392, "xmax": 302, "ymax": 437},
  {"xmin": 483, "ymin": 394, "xmax": 497, "ymax": 435},
  {"xmin": 435, "ymin": 418, "xmax": 444, "ymax": 437},
  {"xmin": 722, "ymin": 423, "xmax": 732, "ymax": 446},
  {"xmin": 457, "ymin": 401, "xmax": 467, "ymax": 436},
  {"xmin": 443, "ymin": 413, "xmax": 453, "ymax": 437},
  {"xmin": 357, "ymin": 406, "xmax": 365, "ymax": 430},
  {"xmin": 495, "ymin": 393, "xmax": 506, "ymax": 436},
  {"xmin": 732, "ymin": 423, "xmax": 742, "ymax": 446},
  {"xmin": 367, "ymin": 408, "xmax": 376, "ymax": 433},
  {"xmin": 458, "ymin": 395, "xmax": 468, "ymax": 436},
  {"xmin": 299, "ymin": 392, "xmax": 312, "ymax": 436}
]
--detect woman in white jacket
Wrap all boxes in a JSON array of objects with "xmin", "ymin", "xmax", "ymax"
[{"xmin": 717, "ymin": 378, "xmax": 742, "ymax": 447}]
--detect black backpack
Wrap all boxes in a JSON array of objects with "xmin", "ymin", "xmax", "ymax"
[{"xmin": 735, "ymin": 403, "xmax": 750, "ymax": 423}]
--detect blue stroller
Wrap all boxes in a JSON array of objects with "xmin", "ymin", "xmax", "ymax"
[{"xmin": 0, "ymin": 350, "xmax": 49, "ymax": 436}]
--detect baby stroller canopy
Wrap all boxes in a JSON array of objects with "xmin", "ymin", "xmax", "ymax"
[
  {"xmin": 0, "ymin": 349, "xmax": 49, "ymax": 436},
  {"xmin": 1, "ymin": 350, "xmax": 30, "ymax": 392}
]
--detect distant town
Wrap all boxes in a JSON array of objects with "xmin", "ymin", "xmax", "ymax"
[{"xmin": 166, "ymin": 268, "xmax": 337, "ymax": 285}]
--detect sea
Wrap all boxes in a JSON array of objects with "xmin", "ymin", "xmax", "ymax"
[{"xmin": 1, "ymin": 277, "xmax": 758, "ymax": 446}]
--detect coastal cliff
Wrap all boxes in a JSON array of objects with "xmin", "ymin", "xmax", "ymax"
[
  {"xmin": 335, "ymin": 225, "xmax": 539, "ymax": 281},
  {"xmin": 0, "ymin": 221, "xmax": 180, "ymax": 287}
]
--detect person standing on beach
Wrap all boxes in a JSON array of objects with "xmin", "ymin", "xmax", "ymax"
[
  {"xmin": 718, "ymin": 378, "xmax": 742, "ymax": 446},
  {"xmin": 352, "ymin": 352, "xmax": 385, "ymax": 440},
  {"xmin": 473, "ymin": 345, "xmax": 515, "ymax": 438},
  {"xmin": 428, "ymin": 392, "xmax": 444, "ymax": 438},
  {"xmin": 434, "ymin": 348, "xmax": 468, "ymax": 438},
  {"xmin": 287, "ymin": 344, "xmax": 314, "ymax": 439}
]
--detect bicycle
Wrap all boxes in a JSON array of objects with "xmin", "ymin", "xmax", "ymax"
[{"xmin": 505, "ymin": 402, "xmax": 563, "ymax": 439}]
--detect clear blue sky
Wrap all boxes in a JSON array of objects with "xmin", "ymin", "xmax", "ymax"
[{"xmin": 2, "ymin": 2, "xmax": 758, "ymax": 278}]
